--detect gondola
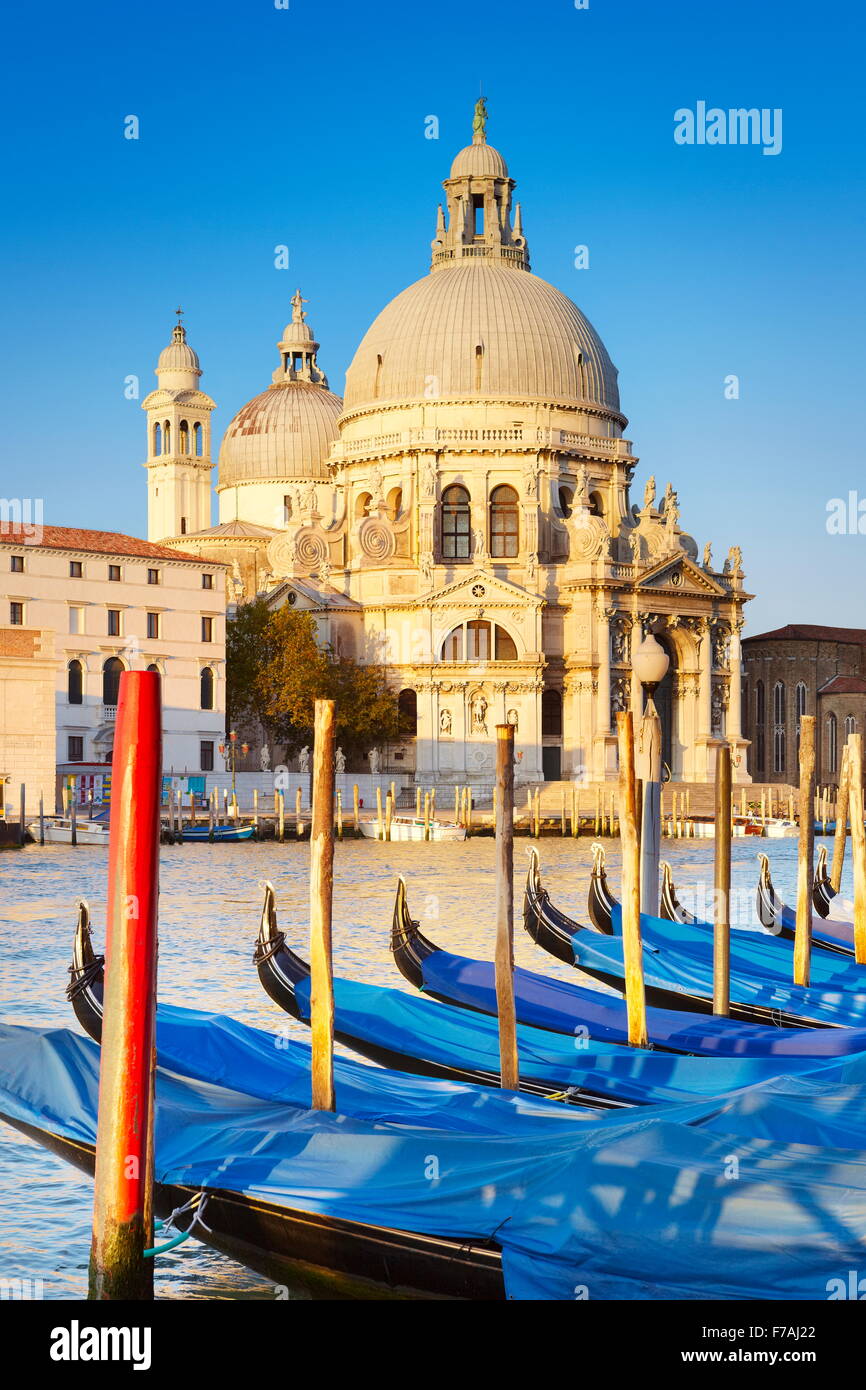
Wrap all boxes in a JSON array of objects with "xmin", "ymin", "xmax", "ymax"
[
  {"xmin": 756, "ymin": 852, "xmax": 855, "ymax": 953},
  {"xmin": 814, "ymin": 844, "xmax": 854, "ymax": 921},
  {"xmin": 397, "ymin": 866, "xmax": 866, "ymax": 1059},
  {"xmin": 523, "ymin": 844, "xmax": 608, "ymax": 962},
  {"xmin": 255, "ymin": 884, "xmax": 857, "ymax": 1105},
  {"xmin": 524, "ymin": 850, "xmax": 866, "ymax": 1028},
  {"xmin": 0, "ymin": 1103, "xmax": 502, "ymax": 1300}
]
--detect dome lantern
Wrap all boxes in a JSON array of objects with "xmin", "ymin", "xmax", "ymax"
[
  {"xmin": 431, "ymin": 99, "xmax": 529, "ymax": 273},
  {"xmin": 273, "ymin": 288, "xmax": 329, "ymax": 387}
]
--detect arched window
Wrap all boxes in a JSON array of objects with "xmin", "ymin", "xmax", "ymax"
[
  {"xmin": 102, "ymin": 657, "xmax": 123, "ymax": 707},
  {"xmin": 754, "ymin": 680, "xmax": 766, "ymax": 774},
  {"xmin": 827, "ymin": 714, "xmax": 838, "ymax": 775},
  {"xmin": 67, "ymin": 659, "xmax": 83, "ymax": 705},
  {"xmin": 490, "ymin": 485, "xmax": 518, "ymax": 558},
  {"xmin": 576, "ymin": 351, "xmax": 587, "ymax": 398},
  {"xmin": 558, "ymin": 487, "xmax": 573, "ymax": 519},
  {"xmin": 542, "ymin": 689, "xmax": 563, "ymax": 737},
  {"xmin": 194, "ymin": 422, "xmax": 203, "ymax": 456},
  {"xmin": 146, "ymin": 663, "xmax": 160, "ymax": 674},
  {"xmin": 795, "ymin": 682, "xmax": 807, "ymax": 757},
  {"xmin": 589, "ymin": 491, "xmax": 604, "ymax": 518},
  {"xmin": 163, "ymin": 420, "xmax": 171, "ymax": 453},
  {"xmin": 398, "ymin": 688, "xmax": 417, "ymax": 735},
  {"xmin": 200, "ymin": 667, "xmax": 215, "ymax": 711},
  {"xmin": 441, "ymin": 485, "xmax": 471, "ymax": 560},
  {"xmin": 441, "ymin": 621, "xmax": 518, "ymax": 662},
  {"xmin": 386, "ymin": 487, "xmax": 402, "ymax": 522},
  {"xmin": 773, "ymin": 680, "xmax": 786, "ymax": 774},
  {"xmin": 355, "ymin": 491, "xmax": 372, "ymax": 520},
  {"xmin": 179, "ymin": 419, "xmax": 190, "ymax": 454},
  {"xmin": 374, "ymin": 354, "xmax": 383, "ymax": 398},
  {"xmin": 474, "ymin": 344, "xmax": 484, "ymax": 392},
  {"xmin": 153, "ymin": 422, "xmax": 162, "ymax": 456},
  {"xmin": 845, "ymin": 714, "xmax": 857, "ymax": 739}
]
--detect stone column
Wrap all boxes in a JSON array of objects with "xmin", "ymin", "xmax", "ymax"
[
  {"xmin": 699, "ymin": 621, "xmax": 713, "ymax": 741},
  {"xmin": 595, "ymin": 598, "xmax": 612, "ymax": 737}
]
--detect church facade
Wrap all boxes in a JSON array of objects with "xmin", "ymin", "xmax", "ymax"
[{"xmin": 145, "ymin": 105, "xmax": 751, "ymax": 787}]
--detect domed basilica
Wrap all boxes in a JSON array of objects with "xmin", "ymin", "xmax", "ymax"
[{"xmin": 144, "ymin": 103, "xmax": 750, "ymax": 787}]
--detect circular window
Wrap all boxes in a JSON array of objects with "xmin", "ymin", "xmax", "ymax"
[
  {"xmin": 471, "ymin": 584, "xmax": 486, "ymax": 598},
  {"xmin": 287, "ymin": 590, "xmax": 297, "ymax": 606}
]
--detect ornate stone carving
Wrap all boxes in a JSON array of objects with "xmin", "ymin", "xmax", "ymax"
[
  {"xmin": 294, "ymin": 528, "xmax": 329, "ymax": 570},
  {"xmin": 358, "ymin": 516, "xmax": 396, "ymax": 562}
]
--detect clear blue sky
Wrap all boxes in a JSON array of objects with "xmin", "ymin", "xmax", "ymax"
[{"xmin": 2, "ymin": 0, "xmax": 863, "ymax": 633}]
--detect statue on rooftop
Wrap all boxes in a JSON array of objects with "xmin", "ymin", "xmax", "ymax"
[{"xmin": 472, "ymin": 96, "xmax": 488, "ymax": 140}]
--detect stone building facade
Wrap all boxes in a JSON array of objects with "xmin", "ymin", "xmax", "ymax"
[
  {"xmin": 742, "ymin": 624, "xmax": 866, "ymax": 786},
  {"xmin": 147, "ymin": 106, "xmax": 750, "ymax": 787},
  {"xmin": 0, "ymin": 627, "xmax": 56, "ymax": 819}
]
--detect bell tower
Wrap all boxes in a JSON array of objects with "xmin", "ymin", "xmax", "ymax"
[{"xmin": 142, "ymin": 310, "xmax": 215, "ymax": 542}]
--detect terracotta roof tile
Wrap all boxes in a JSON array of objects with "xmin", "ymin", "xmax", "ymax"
[
  {"xmin": 0, "ymin": 524, "xmax": 227, "ymax": 565},
  {"xmin": 744, "ymin": 624, "xmax": 866, "ymax": 646},
  {"xmin": 818, "ymin": 675, "xmax": 866, "ymax": 695}
]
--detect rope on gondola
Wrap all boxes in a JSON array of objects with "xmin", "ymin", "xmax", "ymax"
[{"xmin": 144, "ymin": 1192, "xmax": 211, "ymax": 1258}]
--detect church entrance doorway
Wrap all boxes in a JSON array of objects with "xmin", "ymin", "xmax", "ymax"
[{"xmin": 653, "ymin": 635, "xmax": 677, "ymax": 778}]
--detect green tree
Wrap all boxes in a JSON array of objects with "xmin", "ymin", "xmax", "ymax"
[{"xmin": 225, "ymin": 598, "xmax": 276, "ymax": 736}]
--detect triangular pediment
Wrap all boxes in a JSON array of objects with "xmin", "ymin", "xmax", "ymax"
[
  {"xmin": 636, "ymin": 552, "xmax": 728, "ymax": 598},
  {"xmin": 426, "ymin": 568, "xmax": 544, "ymax": 609}
]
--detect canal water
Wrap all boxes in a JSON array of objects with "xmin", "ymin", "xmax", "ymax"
[{"xmin": 0, "ymin": 834, "xmax": 846, "ymax": 1298}]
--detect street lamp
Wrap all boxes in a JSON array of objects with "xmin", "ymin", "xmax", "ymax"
[
  {"xmin": 218, "ymin": 730, "xmax": 249, "ymax": 797},
  {"xmin": 633, "ymin": 632, "xmax": 670, "ymax": 916}
]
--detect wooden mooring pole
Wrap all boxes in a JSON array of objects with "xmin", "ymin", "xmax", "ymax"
[
  {"xmin": 309, "ymin": 699, "xmax": 336, "ymax": 1111},
  {"xmin": 793, "ymin": 716, "xmax": 816, "ymax": 986},
  {"xmin": 830, "ymin": 743, "xmax": 851, "ymax": 892},
  {"xmin": 849, "ymin": 734, "xmax": 866, "ymax": 965},
  {"xmin": 616, "ymin": 712, "xmax": 647, "ymax": 1048},
  {"xmin": 494, "ymin": 725, "xmax": 519, "ymax": 1090},
  {"xmin": 89, "ymin": 670, "xmax": 161, "ymax": 1300},
  {"xmin": 713, "ymin": 745, "xmax": 732, "ymax": 1017}
]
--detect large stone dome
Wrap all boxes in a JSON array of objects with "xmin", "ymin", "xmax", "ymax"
[
  {"xmin": 218, "ymin": 380, "xmax": 343, "ymax": 485},
  {"xmin": 342, "ymin": 262, "xmax": 621, "ymax": 415}
]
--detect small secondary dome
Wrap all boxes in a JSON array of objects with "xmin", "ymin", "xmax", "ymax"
[
  {"xmin": 449, "ymin": 141, "xmax": 509, "ymax": 179},
  {"xmin": 157, "ymin": 314, "xmax": 201, "ymax": 375}
]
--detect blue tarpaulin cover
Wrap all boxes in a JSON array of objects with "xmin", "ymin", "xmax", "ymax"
[
  {"xmin": 4, "ymin": 1013, "xmax": 866, "ymax": 1299},
  {"xmin": 416, "ymin": 942, "xmax": 866, "ymax": 1056},
  {"xmin": 563, "ymin": 907, "xmax": 866, "ymax": 1027}
]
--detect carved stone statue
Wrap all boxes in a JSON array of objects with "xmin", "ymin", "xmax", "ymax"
[
  {"xmin": 439, "ymin": 708, "xmax": 452, "ymax": 736},
  {"xmin": 702, "ymin": 542, "xmax": 713, "ymax": 569},
  {"xmin": 291, "ymin": 288, "xmax": 308, "ymax": 322},
  {"xmin": 628, "ymin": 530, "xmax": 641, "ymax": 562},
  {"xmin": 473, "ymin": 526, "xmax": 485, "ymax": 559},
  {"xmin": 643, "ymin": 475, "xmax": 656, "ymax": 509},
  {"xmin": 370, "ymin": 466, "xmax": 384, "ymax": 504},
  {"xmin": 526, "ymin": 551, "xmax": 537, "ymax": 582},
  {"xmin": 574, "ymin": 464, "xmax": 589, "ymax": 506},
  {"xmin": 368, "ymin": 747, "xmax": 381, "ymax": 776},
  {"xmin": 317, "ymin": 559, "xmax": 332, "ymax": 588},
  {"xmin": 335, "ymin": 747, "xmax": 346, "ymax": 775},
  {"xmin": 725, "ymin": 544, "xmax": 743, "ymax": 574},
  {"xmin": 301, "ymin": 482, "xmax": 317, "ymax": 513},
  {"xmin": 260, "ymin": 744, "xmax": 271, "ymax": 772},
  {"xmin": 472, "ymin": 96, "xmax": 488, "ymax": 140},
  {"xmin": 422, "ymin": 459, "xmax": 436, "ymax": 497},
  {"xmin": 471, "ymin": 693, "xmax": 488, "ymax": 735},
  {"xmin": 230, "ymin": 558, "xmax": 246, "ymax": 601},
  {"xmin": 523, "ymin": 465, "xmax": 537, "ymax": 499},
  {"xmin": 297, "ymin": 746, "xmax": 310, "ymax": 774},
  {"xmin": 506, "ymin": 708, "xmax": 519, "ymax": 730}
]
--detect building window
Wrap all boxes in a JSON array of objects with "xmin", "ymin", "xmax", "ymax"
[
  {"xmin": 283, "ymin": 494, "xmax": 293, "ymax": 525},
  {"xmin": 10, "ymin": 554, "xmax": 24, "ymax": 573},
  {"xmin": 827, "ymin": 714, "xmax": 838, "ymax": 775},
  {"xmin": 490, "ymin": 485, "xmax": 519, "ymax": 558},
  {"xmin": 67, "ymin": 659, "xmax": 83, "ymax": 704},
  {"xmin": 180, "ymin": 517, "xmax": 187, "ymax": 534},
  {"xmin": 194, "ymin": 422, "xmax": 203, "ymax": 456},
  {"xmin": 542, "ymin": 689, "xmax": 563, "ymax": 737},
  {"xmin": 67, "ymin": 735, "xmax": 84, "ymax": 761},
  {"xmin": 201, "ymin": 616, "xmax": 213, "ymax": 642},
  {"xmin": 200, "ymin": 667, "xmax": 215, "ymax": 710},
  {"xmin": 146, "ymin": 662, "xmax": 160, "ymax": 674},
  {"xmin": 795, "ymin": 682, "xmax": 807, "ymax": 757},
  {"xmin": 147, "ymin": 612, "xmax": 160, "ymax": 639},
  {"xmin": 754, "ymin": 680, "xmax": 765, "ymax": 775},
  {"xmin": 69, "ymin": 560, "xmax": 83, "ymax": 578},
  {"xmin": 845, "ymin": 714, "xmax": 857, "ymax": 739},
  {"xmin": 558, "ymin": 487, "xmax": 574, "ymax": 519},
  {"xmin": 68, "ymin": 607, "xmax": 84, "ymax": 635},
  {"xmin": 9, "ymin": 602, "xmax": 23, "ymax": 625},
  {"xmin": 201, "ymin": 572, "xmax": 213, "ymax": 590},
  {"xmin": 102, "ymin": 657, "xmax": 123, "ymax": 706},
  {"xmin": 441, "ymin": 485, "xmax": 471, "ymax": 560},
  {"xmin": 397, "ymin": 688, "xmax": 417, "ymax": 736},
  {"xmin": 107, "ymin": 609, "xmax": 121, "ymax": 637},
  {"xmin": 386, "ymin": 487, "xmax": 402, "ymax": 522},
  {"xmin": 163, "ymin": 420, "xmax": 171, "ymax": 452},
  {"xmin": 441, "ymin": 621, "xmax": 518, "ymax": 662},
  {"xmin": 200, "ymin": 740, "xmax": 215, "ymax": 772},
  {"xmin": 148, "ymin": 568, "xmax": 160, "ymax": 585},
  {"xmin": 108, "ymin": 564, "xmax": 121, "ymax": 582},
  {"xmin": 772, "ymin": 680, "xmax": 786, "ymax": 774},
  {"xmin": 179, "ymin": 420, "xmax": 190, "ymax": 454},
  {"xmin": 153, "ymin": 422, "xmax": 162, "ymax": 455}
]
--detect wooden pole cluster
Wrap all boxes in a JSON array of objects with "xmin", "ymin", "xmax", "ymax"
[
  {"xmin": 616, "ymin": 712, "xmax": 647, "ymax": 1047},
  {"xmin": 494, "ymin": 725, "xmax": 519, "ymax": 1090},
  {"xmin": 309, "ymin": 700, "xmax": 336, "ymax": 1111},
  {"xmin": 849, "ymin": 734, "xmax": 866, "ymax": 965},
  {"xmin": 793, "ymin": 716, "xmax": 816, "ymax": 986},
  {"xmin": 713, "ymin": 746, "xmax": 732, "ymax": 1016},
  {"xmin": 89, "ymin": 671, "xmax": 161, "ymax": 1300}
]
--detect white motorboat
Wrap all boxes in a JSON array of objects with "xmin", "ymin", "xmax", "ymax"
[
  {"xmin": 29, "ymin": 817, "xmax": 110, "ymax": 846},
  {"xmin": 359, "ymin": 816, "xmax": 467, "ymax": 843}
]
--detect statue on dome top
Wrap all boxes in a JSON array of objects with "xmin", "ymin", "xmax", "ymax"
[
  {"xmin": 290, "ymin": 288, "xmax": 308, "ymax": 323},
  {"xmin": 472, "ymin": 96, "xmax": 487, "ymax": 141}
]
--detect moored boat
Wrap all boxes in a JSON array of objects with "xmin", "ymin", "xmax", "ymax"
[
  {"xmin": 28, "ymin": 817, "xmax": 110, "ymax": 846},
  {"xmin": 359, "ymin": 816, "xmax": 466, "ymax": 842}
]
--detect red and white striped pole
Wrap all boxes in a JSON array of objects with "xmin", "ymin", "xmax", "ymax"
[{"xmin": 89, "ymin": 670, "xmax": 162, "ymax": 1300}]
